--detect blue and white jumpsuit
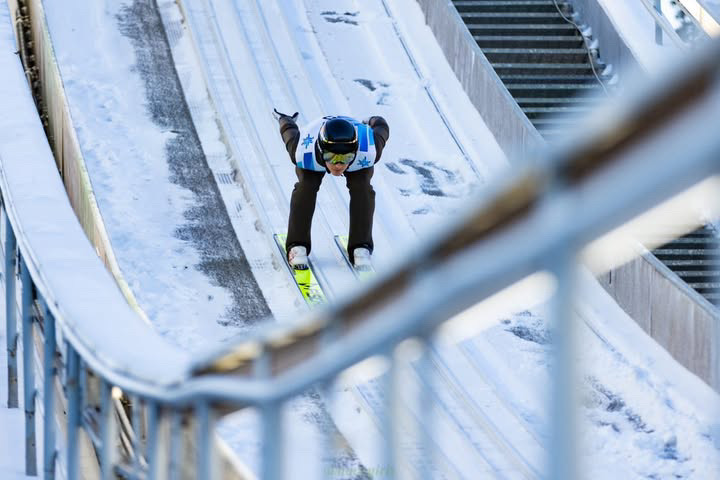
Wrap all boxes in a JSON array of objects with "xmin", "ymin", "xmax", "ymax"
[{"xmin": 277, "ymin": 115, "xmax": 390, "ymax": 262}]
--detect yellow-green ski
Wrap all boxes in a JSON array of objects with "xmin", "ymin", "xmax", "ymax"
[
  {"xmin": 274, "ymin": 234, "xmax": 326, "ymax": 307},
  {"xmin": 335, "ymin": 235, "xmax": 375, "ymax": 280}
]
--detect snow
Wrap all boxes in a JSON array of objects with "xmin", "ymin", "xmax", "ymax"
[
  {"xmin": 1, "ymin": 0, "xmax": 719, "ymax": 478},
  {"xmin": 42, "ymin": 0, "xmax": 258, "ymax": 350}
]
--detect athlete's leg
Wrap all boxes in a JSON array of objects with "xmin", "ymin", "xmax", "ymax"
[
  {"xmin": 286, "ymin": 167, "xmax": 324, "ymax": 255},
  {"xmin": 345, "ymin": 167, "xmax": 375, "ymax": 264}
]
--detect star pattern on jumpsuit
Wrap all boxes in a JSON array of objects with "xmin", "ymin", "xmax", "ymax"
[
  {"xmin": 302, "ymin": 134, "xmax": 314, "ymax": 149},
  {"xmin": 359, "ymin": 157, "xmax": 371, "ymax": 168}
]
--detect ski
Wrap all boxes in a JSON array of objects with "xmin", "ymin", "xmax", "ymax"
[
  {"xmin": 334, "ymin": 235, "xmax": 375, "ymax": 280},
  {"xmin": 274, "ymin": 234, "xmax": 326, "ymax": 307}
]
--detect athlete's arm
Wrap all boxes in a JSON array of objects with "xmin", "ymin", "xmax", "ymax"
[
  {"xmin": 277, "ymin": 112, "xmax": 300, "ymax": 162},
  {"xmin": 367, "ymin": 116, "xmax": 389, "ymax": 163}
]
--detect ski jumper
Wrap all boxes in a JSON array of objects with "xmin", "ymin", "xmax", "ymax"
[{"xmin": 277, "ymin": 115, "xmax": 390, "ymax": 263}]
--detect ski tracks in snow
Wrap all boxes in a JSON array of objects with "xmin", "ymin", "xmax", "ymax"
[{"xmin": 173, "ymin": 0, "xmax": 540, "ymax": 476}]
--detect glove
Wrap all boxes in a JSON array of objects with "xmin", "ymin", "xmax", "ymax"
[{"xmin": 273, "ymin": 108, "xmax": 299, "ymax": 122}]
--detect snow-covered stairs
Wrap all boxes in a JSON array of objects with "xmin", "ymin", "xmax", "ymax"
[
  {"xmin": 652, "ymin": 225, "xmax": 720, "ymax": 305},
  {"xmin": 452, "ymin": 0, "xmax": 609, "ymax": 141}
]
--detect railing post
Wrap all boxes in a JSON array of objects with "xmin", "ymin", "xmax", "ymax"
[
  {"xmin": 255, "ymin": 348, "xmax": 282, "ymax": 480},
  {"xmin": 381, "ymin": 347, "xmax": 397, "ymax": 479},
  {"xmin": 43, "ymin": 301, "xmax": 57, "ymax": 480},
  {"xmin": 548, "ymin": 250, "xmax": 579, "ymax": 480},
  {"xmin": 146, "ymin": 401, "xmax": 160, "ymax": 480},
  {"xmin": 66, "ymin": 345, "xmax": 81, "ymax": 480},
  {"xmin": 168, "ymin": 409, "xmax": 183, "ymax": 480},
  {"xmin": 655, "ymin": 0, "xmax": 663, "ymax": 45},
  {"xmin": 5, "ymin": 216, "xmax": 18, "ymax": 408},
  {"xmin": 100, "ymin": 381, "xmax": 117, "ymax": 480},
  {"xmin": 418, "ymin": 335, "xmax": 435, "ymax": 480},
  {"xmin": 195, "ymin": 401, "xmax": 214, "ymax": 480},
  {"xmin": 131, "ymin": 396, "xmax": 143, "ymax": 476},
  {"xmin": 20, "ymin": 255, "xmax": 37, "ymax": 476}
]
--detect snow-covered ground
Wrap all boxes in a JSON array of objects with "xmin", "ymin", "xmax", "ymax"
[{"xmin": 2, "ymin": 0, "xmax": 719, "ymax": 478}]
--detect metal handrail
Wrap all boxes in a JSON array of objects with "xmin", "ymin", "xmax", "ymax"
[
  {"xmin": 639, "ymin": 0, "xmax": 692, "ymax": 47},
  {"xmin": 678, "ymin": 0, "xmax": 720, "ymax": 36},
  {"xmin": 194, "ymin": 37, "xmax": 720, "ymax": 380}
]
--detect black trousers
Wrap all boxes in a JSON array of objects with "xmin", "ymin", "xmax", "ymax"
[{"xmin": 286, "ymin": 166, "xmax": 375, "ymax": 263}]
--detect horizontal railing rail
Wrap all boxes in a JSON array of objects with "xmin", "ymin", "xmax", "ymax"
[
  {"xmin": 639, "ymin": 0, "xmax": 708, "ymax": 46},
  {"xmin": 678, "ymin": 0, "xmax": 720, "ymax": 35}
]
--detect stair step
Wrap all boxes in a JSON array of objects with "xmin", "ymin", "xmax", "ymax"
[
  {"xmin": 662, "ymin": 243, "xmax": 719, "ymax": 252},
  {"xmin": 686, "ymin": 283, "xmax": 720, "ymax": 290},
  {"xmin": 475, "ymin": 35, "xmax": 583, "ymax": 49},
  {"xmin": 507, "ymin": 83, "xmax": 602, "ymax": 97},
  {"xmin": 535, "ymin": 129, "xmax": 570, "ymax": 141},
  {"xmin": 522, "ymin": 106, "xmax": 594, "ymax": 118},
  {"xmin": 515, "ymin": 96, "xmax": 603, "ymax": 103},
  {"xmin": 515, "ymin": 98, "xmax": 603, "ymax": 110},
  {"xmin": 453, "ymin": 0, "xmax": 567, "ymax": 13},
  {"xmin": 661, "ymin": 259, "xmax": 720, "ymax": 268},
  {"xmin": 484, "ymin": 47, "xmax": 590, "ymax": 63},
  {"xmin": 654, "ymin": 248, "xmax": 717, "ymax": 256},
  {"xmin": 459, "ymin": 12, "xmax": 570, "ymax": 24},
  {"xmin": 530, "ymin": 117, "xmax": 583, "ymax": 126},
  {"xmin": 492, "ymin": 62, "xmax": 596, "ymax": 75},
  {"xmin": 501, "ymin": 74, "xmax": 599, "ymax": 84},
  {"xmin": 654, "ymin": 251, "xmax": 718, "ymax": 263},
  {"xmin": 467, "ymin": 23, "xmax": 578, "ymax": 36},
  {"xmin": 676, "ymin": 274, "xmax": 720, "ymax": 285}
]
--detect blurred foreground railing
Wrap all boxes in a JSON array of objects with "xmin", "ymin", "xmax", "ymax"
[
  {"xmin": 190, "ymin": 37, "xmax": 720, "ymax": 479},
  {"xmin": 3, "ymin": 0, "xmax": 720, "ymax": 475}
]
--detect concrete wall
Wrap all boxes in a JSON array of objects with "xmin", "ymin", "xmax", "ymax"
[
  {"xmin": 598, "ymin": 251, "xmax": 720, "ymax": 392},
  {"xmin": 15, "ymin": 0, "xmax": 147, "ymax": 321},
  {"xmin": 415, "ymin": 0, "xmax": 545, "ymax": 162}
]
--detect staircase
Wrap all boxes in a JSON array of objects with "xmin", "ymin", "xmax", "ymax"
[
  {"xmin": 451, "ymin": 0, "xmax": 719, "ymax": 308},
  {"xmin": 653, "ymin": 225, "xmax": 720, "ymax": 306},
  {"xmin": 452, "ymin": 0, "xmax": 609, "ymax": 141}
]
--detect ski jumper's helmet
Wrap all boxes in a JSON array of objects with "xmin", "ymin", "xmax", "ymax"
[{"xmin": 318, "ymin": 118, "xmax": 358, "ymax": 154}]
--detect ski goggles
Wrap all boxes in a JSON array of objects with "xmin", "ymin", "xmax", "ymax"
[{"xmin": 323, "ymin": 151, "xmax": 356, "ymax": 165}]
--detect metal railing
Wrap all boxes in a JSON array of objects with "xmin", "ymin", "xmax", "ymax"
[
  {"xmin": 677, "ymin": 0, "xmax": 720, "ymax": 36},
  {"xmin": 638, "ymin": 0, "xmax": 686, "ymax": 46},
  {"xmin": 3, "ymin": 0, "xmax": 720, "ymax": 475},
  {"xmin": 190, "ymin": 36, "xmax": 720, "ymax": 479},
  {"xmin": 639, "ymin": 0, "xmax": 712, "ymax": 46}
]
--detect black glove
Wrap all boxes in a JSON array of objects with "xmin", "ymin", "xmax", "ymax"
[{"xmin": 273, "ymin": 108, "xmax": 299, "ymax": 122}]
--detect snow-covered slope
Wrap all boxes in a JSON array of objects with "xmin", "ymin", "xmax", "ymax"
[{"xmin": 32, "ymin": 0, "xmax": 720, "ymax": 477}]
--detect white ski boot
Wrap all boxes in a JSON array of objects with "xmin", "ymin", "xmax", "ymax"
[
  {"xmin": 288, "ymin": 246, "xmax": 309, "ymax": 270},
  {"xmin": 352, "ymin": 247, "xmax": 372, "ymax": 271}
]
